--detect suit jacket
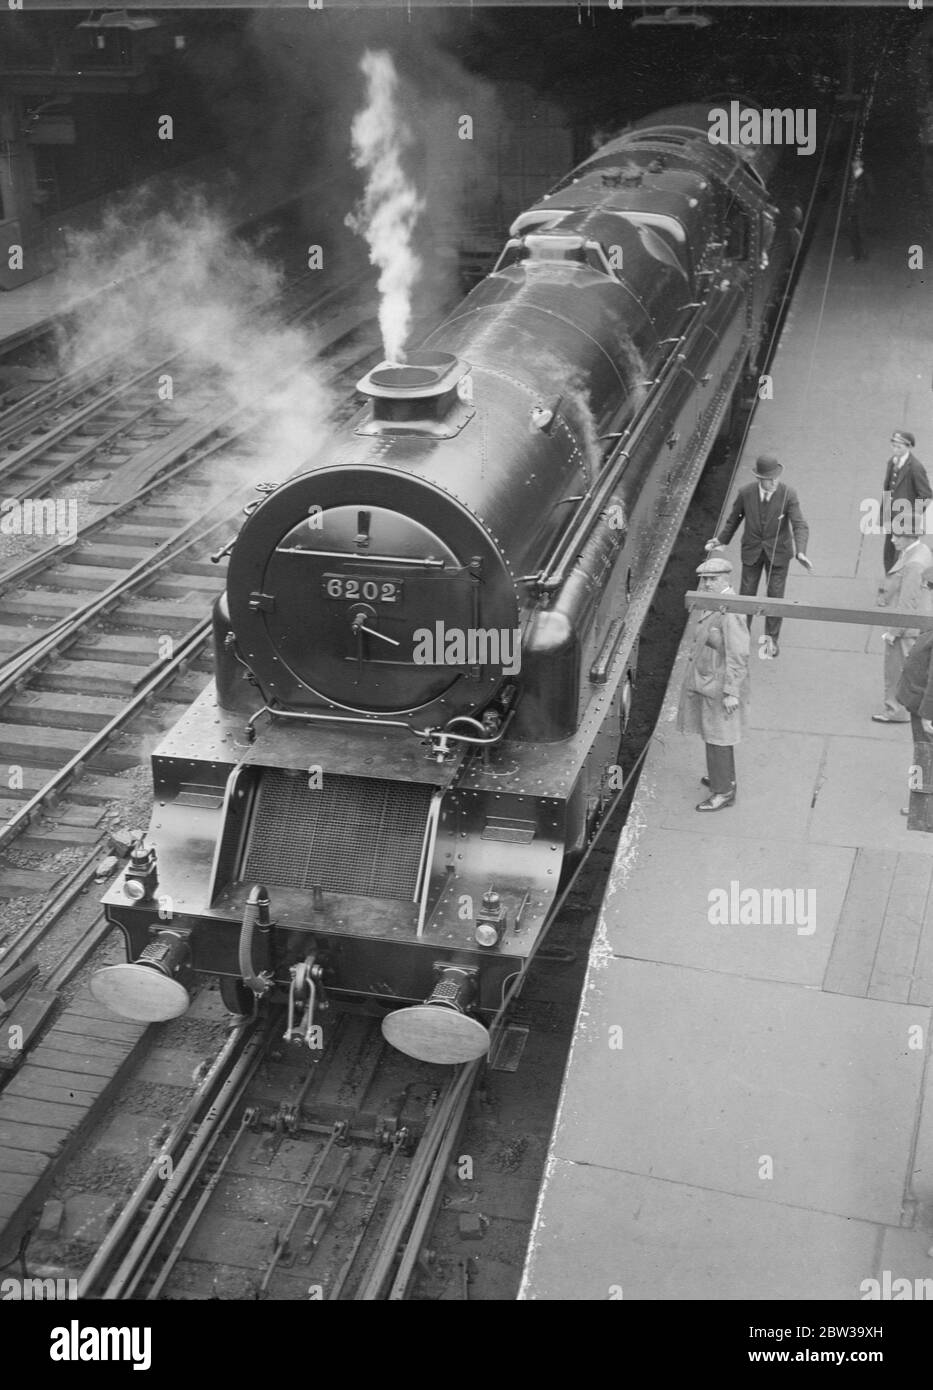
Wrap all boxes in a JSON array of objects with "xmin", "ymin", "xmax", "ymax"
[
  {"xmin": 717, "ymin": 482, "xmax": 809, "ymax": 565},
  {"xmin": 896, "ymin": 627, "xmax": 933, "ymax": 717},
  {"xmin": 877, "ymin": 540, "xmax": 933, "ymax": 638},
  {"xmin": 882, "ymin": 451, "xmax": 932, "ymax": 533}
]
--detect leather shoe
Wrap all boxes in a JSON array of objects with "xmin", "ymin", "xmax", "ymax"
[
  {"xmin": 696, "ymin": 791, "xmax": 736, "ymax": 812},
  {"xmin": 872, "ymin": 713, "xmax": 909, "ymax": 723}
]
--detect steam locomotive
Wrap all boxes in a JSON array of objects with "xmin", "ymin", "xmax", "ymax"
[{"xmin": 94, "ymin": 103, "xmax": 803, "ymax": 1064}]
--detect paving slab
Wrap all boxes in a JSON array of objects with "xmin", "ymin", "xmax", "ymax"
[
  {"xmin": 869, "ymin": 853, "xmax": 933, "ymax": 1003},
  {"xmin": 521, "ymin": 1162, "xmax": 879, "ymax": 1300},
  {"xmin": 872, "ymin": 1227, "xmax": 933, "ymax": 1297},
  {"xmin": 808, "ymin": 736, "xmax": 933, "ymax": 852},
  {"xmin": 747, "ymin": 647, "xmax": 902, "ymax": 739},
  {"xmin": 824, "ymin": 849, "xmax": 897, "ymax": 1000},
  {"xmin": 768, "ymin": 575, "xmax": 878, "ymax": 654},
  {"xmin": 910, "ymin": 1047, "xmax": 933, "ymax": 1208},
  {"xmin": 556, "ymin": 958, "xmax": 925, "ymax": 1226},
  {"xmin": 602, "ymin": 827, "xmax": 850, "ymax": 985},
  {"xmin": 651, "ymin": 725, "xmax": 824, "ymax": 842}
]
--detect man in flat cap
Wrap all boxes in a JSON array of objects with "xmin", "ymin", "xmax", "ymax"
[
  {"xmin": 872, "ymin": 530, "xmax": 933, "ymax": 722},
  {"xmin": 895, "ymin": 564, "xmax": 933, "ymax": 828},
  {"xmin": 881, "ymin": 431, "xmax": 931, "ymax": 574},
  {"xmin": 677, "ymin": 556, "xmax": 750, "ymax": 812},
  {"xmin": 705, "ymin": 455, "xmax": 810, "ymax": 659}
]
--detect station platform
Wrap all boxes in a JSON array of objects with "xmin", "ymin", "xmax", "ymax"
[{"xmin": 520, "ymin": 155, "xmax": 933, "ymax": 1298}]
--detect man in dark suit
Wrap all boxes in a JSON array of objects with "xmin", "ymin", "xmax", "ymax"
[
  {"xmin": 882, "ymin": 430, "xmax": 931, "ymax": 574},
  {"xmin": 704, "ymin": 455, "xmax": 810, "ymax": 659}
]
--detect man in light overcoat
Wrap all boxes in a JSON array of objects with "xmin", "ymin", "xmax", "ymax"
[
  {"xmin": 677, "ymin": 555, "xmax": 751, "ymax": 812},
  {"xmin": 873, "ymin": 531, "xmax": 933, "ymax": 722}
]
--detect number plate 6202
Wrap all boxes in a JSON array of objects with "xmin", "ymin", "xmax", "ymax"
[{"xmin": 323, "ymin": 574, "xmax": 403, "ymax": 605}]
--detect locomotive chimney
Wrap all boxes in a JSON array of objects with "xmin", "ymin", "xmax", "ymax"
[{"xmin": 356, "ymin": 350, "xmax": 473, "ymax": 439}]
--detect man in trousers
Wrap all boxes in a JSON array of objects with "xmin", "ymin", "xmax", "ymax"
[
  {"xmin": 895, "ymin": 566, "xmax": 933, "ymax": 828},
  {"xmin": 873, "ymin": 531, "xmax": 933, "ymax": 723},
  {"xmin": 881, "ymin": 430, "xmax": 931, "ymax": 574},
  {"xmin": 677, "ymin": 556, "xmax": 751, "ymax": 812},
  {"xmin": 705, "ymin": 455, "xmax": 810, "ymax": 659}
]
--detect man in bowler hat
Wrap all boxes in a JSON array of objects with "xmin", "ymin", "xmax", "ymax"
[
  {"xmin": 705, "ymin": 455, "xmax": 810, "ymax": 658},
  {"xmin": 881, "ymin": 430, "xmax": 931, "ymax": 574},
  {"xmin": 677, "ymin": 556, "xmax": 750, "ymax": 812}
]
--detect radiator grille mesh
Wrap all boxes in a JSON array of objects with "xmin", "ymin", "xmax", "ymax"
[{"xmin": 241, "ymin": 770, "xmax": 433, "ymax": 901}]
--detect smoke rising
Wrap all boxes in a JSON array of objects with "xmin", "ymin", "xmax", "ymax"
[
  {"xmin": 345, "ymin": 50, "xmax": 425, "ymax": 365},
  {"xmin": 56, "ymin": 195, "xmax": 336, "ymax": 502}
]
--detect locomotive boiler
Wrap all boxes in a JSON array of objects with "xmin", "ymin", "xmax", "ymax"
[{"xmin": 94, "ymin": 103, "xmax": 803, "ymax": 1064}]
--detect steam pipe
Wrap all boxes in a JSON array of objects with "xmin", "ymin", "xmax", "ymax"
[{"xmin": 238, "ymin": 884, "xmax": 274, "ymax": 997}]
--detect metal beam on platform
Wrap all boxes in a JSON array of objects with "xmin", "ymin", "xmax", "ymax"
[{"xmin": 684, "ymin": 592, "xmax": 933, "ymax": 631}]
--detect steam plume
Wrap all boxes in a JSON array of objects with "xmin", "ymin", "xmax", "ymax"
[
  {"xmin": 57, "ymin": 197, "xmax": 335, "ymax": 500},
  {"xmin": 345, "ymin": 50, "xmax": 424, "ymax": 364}
]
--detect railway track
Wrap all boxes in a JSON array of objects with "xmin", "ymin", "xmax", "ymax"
[
  {"xmin": 72, "ymin": 1005, "xmax": 479, "ymax": 1301},
  {"xmin": 0, "ymin": 270, "xmax": 366, "ymax": 574},
  {"xmin": 0, "ymin": 356, "xmax": 215, "ymax": 518},
  {"xmin": 0, "ymin": 285, "xmax": 382, "ymax": 913},
  {"xmin": 0, "ymin": 740, "xmax": 635, "ymax": 1300}
]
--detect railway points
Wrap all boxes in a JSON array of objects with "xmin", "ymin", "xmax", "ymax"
[{"xmin": 520, "ymin": 119, "xmax": 933, "ymax": 1302}]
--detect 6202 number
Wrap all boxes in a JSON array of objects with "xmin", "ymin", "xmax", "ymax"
[{"xmin": 323, "ymin": 574, "xmax": 403, "ymax": 604}]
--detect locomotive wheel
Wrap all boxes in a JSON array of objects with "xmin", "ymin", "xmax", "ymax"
[{"xmin": 219, "ymin": 975, "xmax": 254, "ymax": 1016}]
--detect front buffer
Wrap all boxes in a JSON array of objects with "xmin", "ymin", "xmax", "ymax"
[{"xmin": 94, "ymin": 687, "xmax": 565, "ymax": 1065}]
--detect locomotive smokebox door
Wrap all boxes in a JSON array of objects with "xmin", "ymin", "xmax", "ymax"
[{"xmin": 225, "ymin": 464, "xmax": 517, "ymax": 723}]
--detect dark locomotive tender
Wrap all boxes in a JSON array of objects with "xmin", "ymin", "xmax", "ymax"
[{"xmin": 94, "ymin": 103, "xmax": 803, "ymax": 1064}]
